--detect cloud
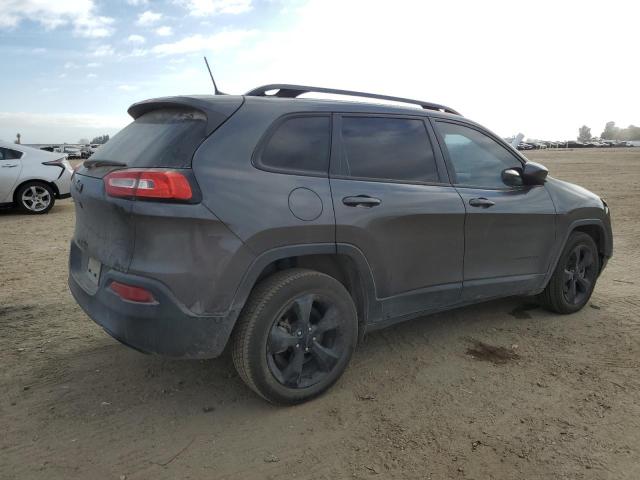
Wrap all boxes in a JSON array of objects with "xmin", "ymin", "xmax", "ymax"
[
  {"xmin": 92, "ymin": 45, "xmax": 115, "ymax": 57},
  {"xmin": 0, "ymin": 0, "xmax": 115, "ymax": 38},
  {"xmin": 175, "ymin": 0, "xmax": 252, "ymax": 16},
  {"xmin": 118, "ymin": 84, "xmax": 139, "ymax": 91},
  {"xmin": 136, "ymin": 10, "xmax": 162, "ymax": 26},
  {"xmin": 151, "ymin": 29, "xmax": 257, "ymax": 56},
  {"xmin": 127, "ymin": 0, "xmax": 148, "ymax": 5},
  {"xmin": 127, "ymin": 34, "xmax": 146, "ymax": 44},
  {"xmin": 155, "ymin": 26, "xmax": 174, "ymax": 36},
  {"xmin": 87, "ymin": 62, "xmax": 101, "ymax": 68},
  {"xmin": 64, "ymin": 62, "xmax": 79, "ymax": 69},
  {"xmin": 31, "ymin": 48, "xmax": 47, "ymax": 54},
  {"xmin": 86, "ymin": 73, "xmax": 98, "ymax": 79},
  {"xmin": 126, "ymin": 48, "xmax": 148, "ymax": 57}
]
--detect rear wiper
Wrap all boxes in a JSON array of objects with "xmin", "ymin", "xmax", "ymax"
[{"xmin": 83, "ymin": 159, "xmax": 127, "ymax": 169}]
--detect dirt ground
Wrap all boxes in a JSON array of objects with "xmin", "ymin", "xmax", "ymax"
[{"xmin": 1, "ymin": 148, "xmax": 639, "ymax": 480}]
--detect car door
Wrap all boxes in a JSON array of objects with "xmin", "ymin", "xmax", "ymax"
[
  {"xmin": 432, "ymin": 119, "xmax": 556, "ymax": 301},
  {"xmin": 330, "ymin": 114, "xmax": 466, "ymax": 321},
  {"xmin": 0, "ymin": 147, "xmax": 23, "ymax": 203}
]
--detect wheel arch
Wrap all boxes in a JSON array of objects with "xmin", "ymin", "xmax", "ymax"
[
  {"xmin": 12, "ymin": 178, "xmax": 60, "ymax": 204},
  {"xmin": 228, "ymin": 243, "xmax": 380, "ymax": 342},
  {"xmin": 544, "ymin": 218, "xmax": 610, "ymax": 287}
]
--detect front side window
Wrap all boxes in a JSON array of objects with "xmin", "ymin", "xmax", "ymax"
[
  {"xmin": 259, "ymin": 116, "xmax": 331, "ymax": 175},
  {"xmin": 339, "ymin": 117, "xmax": 438, "ymax": 183},
  {"xmin": 436, "ymin": 121, "xmax": 522, "ymax": 188},
  {"xmin": 0, "ymin": 147, "xmax": 23, "ymax": 160}
]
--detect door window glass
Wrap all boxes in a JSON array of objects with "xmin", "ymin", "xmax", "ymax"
[
  {"xmin": 339, "ymin": 117, "xmax": 438, "ymax": 183},
  {"xmin": 436, "ymin": 122, "xmax": 521, "ymax": 188},
  {"xmin": 0, "ymin": 147, "xmax": 23, "ymax": 160}
]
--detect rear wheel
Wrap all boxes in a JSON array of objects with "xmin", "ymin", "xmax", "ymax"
[
  {"xmin": 539, "ymin": 232, "xmax": 599, "ymax": 314},
  {"xmin": 231, "ymin": 269, "xmax": 358, "ymax": 405},
  {"xmin": 16, "ymin": 182, "xmax": 55, "ymax": 214}
]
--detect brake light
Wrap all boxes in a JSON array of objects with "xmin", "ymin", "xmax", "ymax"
[
  {"xmin": 110, "ymin": 281, "xmax": 156, "ymax": 303},
  {"xmin": 104, "ymin": 169, "xmax": 192, "ymax": 200}
]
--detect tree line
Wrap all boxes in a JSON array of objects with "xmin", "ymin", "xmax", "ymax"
[{"xmin": 578, "ymin": 122, "xmax": 640, "ymax": 142}]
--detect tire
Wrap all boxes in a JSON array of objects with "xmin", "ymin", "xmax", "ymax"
[
  {"xmin": 231, "ymin": 268, "xmax": 358, "ymax": 405},
  {"xmin": 16, "ymin": 181, "xmax": 55, "ymax": 214},
  {"xmin": 539, "ymin": 232, "xmax": 600, "ymax": 314}
]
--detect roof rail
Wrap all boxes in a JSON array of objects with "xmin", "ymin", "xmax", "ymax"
[{"xmin": 245, "ymin": 84, "xmax": 461, "ymax": 115}]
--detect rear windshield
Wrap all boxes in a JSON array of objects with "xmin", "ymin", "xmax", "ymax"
[{"xmin": 91, "ymin": 108, "xmax": 207, "ymax": 168}]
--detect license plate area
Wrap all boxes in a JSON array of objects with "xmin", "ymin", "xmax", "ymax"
[{"xmin": 87, "ymin": 257, "xmax": 102, "ymax": 285}]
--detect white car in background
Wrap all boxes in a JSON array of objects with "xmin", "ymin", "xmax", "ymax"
[{"xmin": 0, "ymin": 141, "xmax": 73, "ymax": 214}]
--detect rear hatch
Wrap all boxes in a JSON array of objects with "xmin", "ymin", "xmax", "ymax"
[{"xmin": 71, "ymin": 95, "xmax": 243, "ymax": 279}]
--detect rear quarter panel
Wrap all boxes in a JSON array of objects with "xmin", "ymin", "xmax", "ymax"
[{"xmin": 192, "ymin": 100, "xmax": 335, "ymax": 253}]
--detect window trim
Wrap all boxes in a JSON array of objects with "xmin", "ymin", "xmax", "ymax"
[
  {"xmin": 430, "ymin": 118, "xmax": 528, "ymax": 191},
  {"xmin": 251, "ymin": 112, "xmax": 332, "ymax": 178},
  {"xmin": 330, "ymin": 113, "xmax": 449, "ymax": 186}
]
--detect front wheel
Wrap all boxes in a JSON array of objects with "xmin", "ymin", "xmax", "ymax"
[
  {"xmin": 539, "ymin": 232, "xmax": 600, "ymax": 314},
  {"xmin": 231, "ymin": 269, "xmax": 358, "ymax": 405}
]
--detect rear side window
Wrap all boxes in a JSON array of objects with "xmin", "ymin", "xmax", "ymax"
[
  {"xmin": 258, "ymin": 116, "xmax": 331, "ymax": 175},
  {"xmin": 89, "ymin": 108, "xmax": 207, "ymax": 168},
  {"xmin": 338, "ymin": 117, "xmax": 438, "ymax": 183},
  {"xmin": 0, "ymin": 147, "xmax": 23, "ymax": 160}
]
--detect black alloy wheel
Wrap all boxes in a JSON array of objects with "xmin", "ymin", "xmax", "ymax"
[
  {"xmin": 232, "ymin": 269, "xmax": 358, "ymax": 404},
  {"xmin": 562, "ymin": 244, "xmax": 596, "ymax": 305},
  {"xmin": 267, "ymin": 293, "xmax": 346, "ymax": 389}
]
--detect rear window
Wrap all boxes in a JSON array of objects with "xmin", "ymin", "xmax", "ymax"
[
  {"xmin": 257, "ymin": 116, "xmax": 331, "ymax": 176},
  {"xmin": 90, "ymin": 108, "xmax": 207, "ymax": 168}
]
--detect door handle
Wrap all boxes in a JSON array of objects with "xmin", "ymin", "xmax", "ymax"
[
  {"xmin": 469, "ymin": 197, "xmax": 495, "ymax": 208},
  {"xmin": 342, "ymin": 195, "xmax": 381, "ymax": 207},
  {"xmin": 1, "ymin": 164, "xmax": 18, "ymax": 168}
]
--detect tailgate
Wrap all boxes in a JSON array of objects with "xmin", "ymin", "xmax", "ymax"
[{"xmin": 71, "ymin": 172, "xmax": 135, "ymax": 274}]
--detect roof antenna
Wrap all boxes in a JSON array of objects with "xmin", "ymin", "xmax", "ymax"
[{"xmin": 203, "ymin": 56, "xmax": 225, "ymax": 95}]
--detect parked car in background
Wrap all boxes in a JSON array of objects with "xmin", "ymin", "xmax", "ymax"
[
  {"xmin": 68, "ymin": 85, "xmax": 613, "ymax": 404},
  {"xmin": 0, "ymin": 141, "xmax": 73, "ymax": 214},
  {"xmin": 54, "ymin": 145, "xmax": 83, "ymax": 159}
]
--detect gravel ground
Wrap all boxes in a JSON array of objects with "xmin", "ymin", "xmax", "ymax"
[{"xmin": 1, "ymin": 148, "xmax": 639, "ymax": 479}]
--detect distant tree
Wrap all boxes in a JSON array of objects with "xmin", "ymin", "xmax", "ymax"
[
  {"xmin": 601, "ymin": 121, "xmax": 619, "ymax": 140},
  {"xmin": 78, "ymin": 138, "xmax": 90, "ymax": 145},
  {"xmin": 624, "ymin": 125, "xmax": 640, "ymax": 141},
  {"xmin": 15, "ymin": 133, "xmax": 21, "ymax": 144},
  {"xmin": 90, "ymin": 134, "xmax": 110, "ymax": 144},
  {"xmin": 601, "ymin": 123, "xmax": 640, "ymax": 141},
  {"xmin": 577, "ymin": 125, "xmax": 592, "ymax": 143}
]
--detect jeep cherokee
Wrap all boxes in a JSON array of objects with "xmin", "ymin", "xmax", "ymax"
[{"xmin": 68, "ymin": 84, "xmax": 613, "ymax": 404}]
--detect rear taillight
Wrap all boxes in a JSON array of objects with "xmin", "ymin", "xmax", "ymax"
[
  {"xmin": 110, "ymin": 281, "xmax": 156, "ymax": 304},
  {"xmin": 104, "ymin": 169, "xmax": 193, "ymax": 201}
]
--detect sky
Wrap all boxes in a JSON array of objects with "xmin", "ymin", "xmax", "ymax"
[{"xmin": 0, "ymin": 0, "xmax": 638, "ymax": 144}]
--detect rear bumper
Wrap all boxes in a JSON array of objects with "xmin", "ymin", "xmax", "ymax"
[{"xmin": 68, "ymin": 251, "xmax": 236, "ymax": 359}]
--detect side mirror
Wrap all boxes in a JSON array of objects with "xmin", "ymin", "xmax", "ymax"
[
  {"xmin": 501, "ymin": 168, "xmax": 523, "ymax": 187},
  {"xmin": 522, "ymin": 161, "xmax": 548, "ymax": 185}
]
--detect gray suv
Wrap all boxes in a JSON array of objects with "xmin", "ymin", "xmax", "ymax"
[{"xmin": 69, "ymin": 85, "xmax": 613, "ymax": 404}]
